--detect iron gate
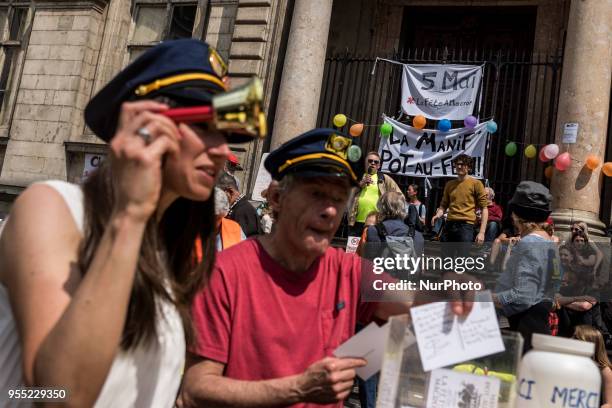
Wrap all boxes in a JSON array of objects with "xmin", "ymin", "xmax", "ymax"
[{"xmin": 316, "ymin": 48, "xmax": 563, "ymax": 237}]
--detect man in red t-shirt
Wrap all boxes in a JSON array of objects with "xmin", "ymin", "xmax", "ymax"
[{"xmin": 180, "ymin": 128, "xmax": 472, "ymax": 408}]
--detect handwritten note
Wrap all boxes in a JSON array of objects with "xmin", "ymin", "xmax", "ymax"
[
  {"xmin": 334, "ymin": 322, "xmax": 389, "ymax": 380},
  {"xmin": 410, "ymin": 291, "xmax": 504, "ymax": 372},
  {"xmin": 426, "ymin": 369, "xmax": 500, "ymax": 408}
]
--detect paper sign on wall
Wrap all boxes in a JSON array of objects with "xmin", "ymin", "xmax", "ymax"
[
  {"xmin": 345, "ymin": 236, "xmax": 361, "ymax": 253},
  {"xmin": 562, "ymin": 123, "xmax": 578, "ymax": 144},
  {"xmin": 83, "ymin": 154, "xmax": 104, "ymax": 180}
]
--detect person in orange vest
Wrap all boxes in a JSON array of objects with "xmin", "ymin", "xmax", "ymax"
[
  {"xmin": 194, "ymin": 188, "xmax": 245, "ymax": 262},
  {"xmin": 215, "ymin": 187, "xmax": 245, "ymax": 251}
]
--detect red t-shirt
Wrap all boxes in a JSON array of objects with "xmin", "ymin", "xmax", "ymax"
[
  {"xmin": 487, "ymin": 202, "xmax": 503, "ymax": 222},
  {"xmin": 191, "ymin": 238, "xmax": 378, "ymax": 408}
]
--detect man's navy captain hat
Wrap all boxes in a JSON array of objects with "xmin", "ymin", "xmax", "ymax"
[
  {"xmin": 264, "ymin": 128, "xmax": 361, "ymax": 186},
  {"xmin": 85, "ymin": 39, "xmax": 230, "ymax": 142}
]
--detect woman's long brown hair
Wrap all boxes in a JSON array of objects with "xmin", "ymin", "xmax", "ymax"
[
  {"xmin": 78, "ymin": 160, "xmax": 216, "ymax": 350},
  {"xmin": 574, "ymin": 325, "xmax": 612, "ymax": 370}
]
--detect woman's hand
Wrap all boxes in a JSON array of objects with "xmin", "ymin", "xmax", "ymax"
[{"xmin": 110, "ymin": 101, "xmax": 181, "ymax": 222}]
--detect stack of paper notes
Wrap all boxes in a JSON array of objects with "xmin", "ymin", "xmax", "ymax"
[
  {"xmin": 332, "ymin": 291, "xmax": 523, "ymax": 407},
  {"xmin": 376, "ymin": 291, "xmax": 523, "ymax": 408}
]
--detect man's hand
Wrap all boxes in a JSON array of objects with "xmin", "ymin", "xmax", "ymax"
[
  {"xmin": 508, "ymin": 236, "xmax": 520, "ymax": 245},
  {"xmin": 430, "ymin": 215, "xmax": 439, "ymax": 227},
  {"xmin": 414, "ymin": 272, "xmax": 477, "ymax": 317},
  {"xmin": 358, "ymin": 174, "xmax": 372, "ymax": 188},
  {"xmin": 431, "ymin": 208, "xmax": 444, "ymax": 227},
  {"xmin": 295, "ymin": 357, "xmax": 366, "ymax": 404},
  {"xmin": 475, "ymin": 232, "xmax": 485, "ymax": 244}
]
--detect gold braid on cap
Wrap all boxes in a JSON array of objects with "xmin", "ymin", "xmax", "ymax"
[{"xmin": 134, "ymin": 72, "xmax": 227, "ymax": 96}]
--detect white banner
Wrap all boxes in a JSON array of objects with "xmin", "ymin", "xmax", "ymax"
[
  {"xmin": 378, "ymin": 116, "xmax": 490, "ymax": 178},
  {"xmin": 401, "ymin": 64, "xmax": 483, "ymax": 120}
]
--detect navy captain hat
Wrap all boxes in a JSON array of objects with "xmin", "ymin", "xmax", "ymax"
[
  {"xmin": 264, "ymin": 128, "xmax": 361, "ymax": 186},
  {"xmin": 85, "ymin": 39, "xmax": 230, "ymax": 142}
]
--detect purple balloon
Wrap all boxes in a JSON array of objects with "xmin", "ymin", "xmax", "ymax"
[{"xmin": 464, "ymin": 115, "xmax": 478, "ymax": 128}]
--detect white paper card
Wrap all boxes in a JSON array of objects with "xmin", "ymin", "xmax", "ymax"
[
  {"xmin": 345, "ymin": 236, "xmax": 361, "ymax": 253},
  {"xmin": 426, "ymin": 368, "xmax": 500, "ymax": 408},
  {"xmin": 562, "ymin": 122, "xmax": 578, "ymax": 144},
  {"xmin": 334, "ymin": 322, "xmax": 389, "ymax": 380},
  {"xmin": 410, "ymin": 291, "xmax": 504, "ymax": 372}
]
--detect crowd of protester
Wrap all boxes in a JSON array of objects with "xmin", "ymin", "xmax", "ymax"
[
  {"xmin": 0, "ymin": 38, "xmax": 610, "ymax": 408},
  {"xmin": 344, "ymin": 150, "xmax": 612, "ymax": 406}
]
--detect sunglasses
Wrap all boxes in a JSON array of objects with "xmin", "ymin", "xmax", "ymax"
[
  {"xmin": 571, "ymin": 227, "xmax": 583, "ymax": 232},
  {"xmin": 368, "ymin": 159, "xmax": 380, "ymax": 164}
]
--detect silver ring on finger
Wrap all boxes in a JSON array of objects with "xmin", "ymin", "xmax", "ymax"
[{"xmin": 136, "ymin": 126, "xmax": 152, "ymax": 144}]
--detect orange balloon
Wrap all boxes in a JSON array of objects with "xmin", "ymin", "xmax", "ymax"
[
  {"xmin": 585, "ymin": 154, "xmax": 601, "ymax": 170},
  {"xmin": 603, "ymin": 162, "xmax": 612, "ymax": 177},
  {"xmin": 349, "ymin": 123, "xmax": 364, "ymax": 137},
  {"xmin": 413, "ymin": 115, "xmax": 426, "ymax": 129},
  {"xmin": 544, "ymin": 166, "xmax": 553, "ymax": 179}
]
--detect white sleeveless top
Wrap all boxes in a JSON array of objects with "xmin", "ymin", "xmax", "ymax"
[{"xmin": 0, "ymin": 180, "xmax": 185, "ymax": 407}]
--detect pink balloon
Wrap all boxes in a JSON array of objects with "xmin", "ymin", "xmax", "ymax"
[
  {"xmin": 539, "ymin": 147, "xmax": 549, "ymax": 162},
  {"xmin": 554, "ymin": 152, "xmax": 571, "ymax": 171},
  {"xmin": 543, "ymin": 144, "xmax": 559, "ymax": 160}
]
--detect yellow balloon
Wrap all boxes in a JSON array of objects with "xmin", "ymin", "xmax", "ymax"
[
  {"xmin": 333, "ymin": 114, "xmax": 347, "ymax": 128},
  {"xmin": 524, "ymin": 144, "xmax": 537, "ymax": 159}
]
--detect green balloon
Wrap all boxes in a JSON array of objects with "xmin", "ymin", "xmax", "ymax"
[
  {"xmin": 505, "ymin": 142, "xmax": 518, "ymax": 157},
  {"xmin": 380, "ymin": 123, "xmax": 393, "ymax": 137},
  {"xmin": 347, "ymin": 145, "xmax": 362, "ymax": 162}
]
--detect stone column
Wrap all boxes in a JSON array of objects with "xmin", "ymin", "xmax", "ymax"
[
  {"xmin": 550, "ymin": 0, "xmax": 612, "ymax": 239},
  {"xmin": 270, "ymin": 0, "xmax": 334, "ymax": 149}
]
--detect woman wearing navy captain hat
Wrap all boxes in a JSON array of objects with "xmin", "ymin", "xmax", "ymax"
[{"xmin": 0, "ymin": 39, "xmax": 262, "ymax": 407}]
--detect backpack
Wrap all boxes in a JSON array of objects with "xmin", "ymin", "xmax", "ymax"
[
  {"xmin": 404, "ymin": 204, "xmax": 424, "ymax": 234},
  {"xmin": 374, "ymin": 222, "xmax": 417, "ymax": 278}
]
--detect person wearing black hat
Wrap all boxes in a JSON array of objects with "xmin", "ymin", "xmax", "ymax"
[
  {"xmin": 182, "ymin": 128, "xmax": 473, "ymax": 407},
  {"xmin": 0, "ymin": 39, "xmax": 261, "ymax": 406},
  {"xmin": 493, "ymin": 181, "xmax": 557, "ymax": 352}
]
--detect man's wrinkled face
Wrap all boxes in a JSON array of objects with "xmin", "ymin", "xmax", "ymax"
[{"xmin": 273, "ymin": 177, "xmax": 350, "ymax": 257}]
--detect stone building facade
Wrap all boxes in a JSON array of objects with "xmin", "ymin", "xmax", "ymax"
[{"xmin": 0, "ymin": 0, "xmax": 610, "ymax": 238}]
